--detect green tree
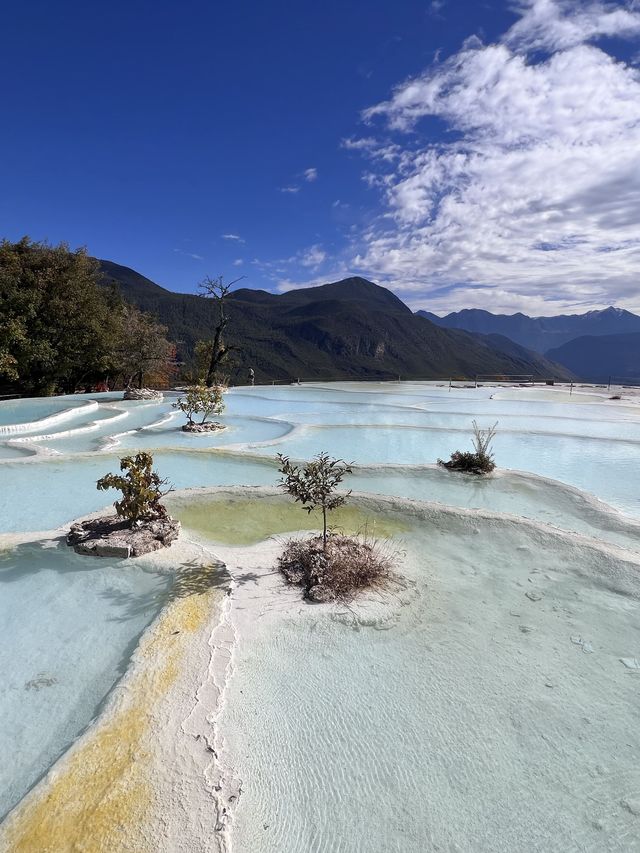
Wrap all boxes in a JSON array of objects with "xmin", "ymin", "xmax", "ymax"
[
  {"xmin": 277, "ymin": 452, "xmax": 354, "ymax": 548},
  {"xmin": 173, "ymin": 384, "xmax": 225, "ymax": 426},
  {"xmin": 0, "ymin": 237, "xmax": 123, "ymax": 394},
  {"xmin": 97, "ymin": 452, "xmax": 172, "ymax": 524}
]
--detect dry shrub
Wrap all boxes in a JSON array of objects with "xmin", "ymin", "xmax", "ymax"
[
  {"xmin": 278, "ymin": 533, "xmax": 395, "ymax": 602},
  {"xmin": 438, "ymin": 450, "xmax": 495, "ymax": 475},
  {"xmin": 438, "ymin": 419, "xmax": 497, "ymax": 476}
]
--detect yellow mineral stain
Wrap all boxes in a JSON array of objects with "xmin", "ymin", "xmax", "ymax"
[
  {"xmin": 169, "ymin": 495, "xmax": 409, "ymax": 545},
  {"xmin": 3, "ymin": 679, "xmax": 158, "ymax": 853},
  {"xmin": 1, "ymin": 567, "xmax": 225, "ymax": 853}
]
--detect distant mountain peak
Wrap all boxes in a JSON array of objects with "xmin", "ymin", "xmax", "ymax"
[
  {"xmin": 278, "ymin": 276, "xmax": 413, "ymax": 314},
  {"xmin": 97, "ymin": 258, "xmax": 570, "ymax": 381},
  {"xmin": 416, "ymin": 305, "xmax": 640, "ymax": 368}
]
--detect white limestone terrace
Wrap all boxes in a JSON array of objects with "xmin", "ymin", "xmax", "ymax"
[
  {"xmin": 0, "ymin": 381, "xmax": 639, "ymax": 852},
  {"xmin": 0, "ymin": 397, "xmax": 99, "ymax": 435}
]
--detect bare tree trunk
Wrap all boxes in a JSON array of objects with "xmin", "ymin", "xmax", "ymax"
[
  {"xmin": 199, "ymin": 275, "xmax": 245, "ymax": 387},
  {"xmin": 322, "ymin": 504, "xmax": 327, "ymax": 549},
  {"xmin": 205, "ymin": 315, "xmax": 228, "ymax": 387}
]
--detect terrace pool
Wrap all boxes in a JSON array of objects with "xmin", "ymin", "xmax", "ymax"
[{"xmin": 1, "ymin": 381, "xmax": 639, "ymax": 850}]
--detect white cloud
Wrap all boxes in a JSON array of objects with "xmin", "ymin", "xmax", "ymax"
[
  {"xmin": 221, "ymin": 233, "xmax": 245, "ymax": 243},
  {"xmin": 507, "ymin": 0, "xmax": 640, "ymax": 52},
  {"xmin": 173, "ymin": 248, "xmax": 204, "ymax": 260},
  {"xmin": 299, "ymin": 244, "xmax": 327, "ymax": 268},
  {"xmin": 279, "ymin": 185, "xmax": 300, "ymax": 194},
  {"xmin": 341, "ymin": 136, "xmax": 401, "ymax": 162},
  {"xmin": 428, "ymin": 0, "xmax": 446, "ymax": 17},
  {"xmin": 275, "ymin": 265, "xmax": 352, "ymax": 293},
  {"xmin": 351, "ymin": 0, "xmax": 640, "ymax": 314},
  {"xmin": 233, "ymin": 258, "xmax": 244, "ymax": 266},
  {"xmin": 275, "ymin": 276, "xmax": 326, "ymax": 293},
  {"xmin": 304, "ymin": 167, "xmax": 318, "ymax": 182}
]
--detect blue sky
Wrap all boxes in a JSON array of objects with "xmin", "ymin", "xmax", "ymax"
[{"xmin": 2, "ymin": 1, "xmax": 640, "ymax": 315}]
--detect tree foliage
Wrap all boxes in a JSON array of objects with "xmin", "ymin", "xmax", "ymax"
[
  {"xmin": 276, "ymin": 452, "xmax": 354, "ymax": 547},
  {"xmin": 173, "ymin": 384, "xmax": 225, "ymax": 425},
  {"xmin": 97, "ymin": 452, "xmax": 171, "ymax": 524},
  {"xmin": 113, "ymin": 303, "xmax": 176, "ymax": 389},
  {"xmin": 0, "ymin": 238, "xmax": 122, "ymax": 394},
  {"xmin": 0, "ymin": 237, "xmax": 176, "ymax": 395}
]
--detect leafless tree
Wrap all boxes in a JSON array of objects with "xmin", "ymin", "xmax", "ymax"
[{"xmin": 198, "ymin": 274, "xmax": 246, "ymax": 387}]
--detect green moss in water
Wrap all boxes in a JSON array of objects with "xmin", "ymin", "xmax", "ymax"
[
  {"xmin": 0, "ymin": 545, "xmax": 15, "ymax": 565},
  {"xmin": 168, "ymin": 496, "xmax": 408, "ymax": 546}
]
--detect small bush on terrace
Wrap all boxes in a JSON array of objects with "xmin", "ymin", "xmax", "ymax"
[
  {"xmin": 277, "ymin": 452, "xmax": 353, "ymax": 548},
  {"xmin": 276, "ymin": 452, "xmax": 396, "ymax": 602},
  {"xmin": 173, "ymin": 384, "xmax": 225, "ymax": 427},
  {"xmin": 438, "ymin": 420, "xmax": 497, "ymax": 475},
  {"xmin": 97, "ymin": 452, "xmax": 172, "ymax": 524}
]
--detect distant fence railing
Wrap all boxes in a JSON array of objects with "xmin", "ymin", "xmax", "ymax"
[
  {"xmin": 231, "ymin": 373, "xmax": 563, "ymax": 389},
  {"xmin": 608, "ymin": 376, "xmax": 640, "ymax": 389}
]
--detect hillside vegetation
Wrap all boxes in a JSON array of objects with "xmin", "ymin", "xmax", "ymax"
[{"xmin": 99, "ymin": 261, "xmax": 573, "ymax": 383}]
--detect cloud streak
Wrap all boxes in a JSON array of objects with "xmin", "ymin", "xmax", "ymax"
[
  {"xmin": 350, "ymin": 0, "xmax": 640, "ymax": 314},
  {"xmin": 173, "ymin": 248, "xmax": 204, "ymax": 260}
]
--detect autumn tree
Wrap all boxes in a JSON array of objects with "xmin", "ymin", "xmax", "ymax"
[{"xmin": 113, "ymin": 303, "xmax": 176, "ymax": 389}]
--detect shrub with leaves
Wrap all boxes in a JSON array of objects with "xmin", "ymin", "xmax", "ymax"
[
  {"xmin": 438, "ymin": 420, "xmax": 497, "ymax": 475},
  {"xmin": 173, "ymin": 384, "xmax": 225, "ymax": 426},
  {"xmin": 277, "ymin": 451, "xmax": 353, "ymax": 548},
  {"xmin": 275, "ymin": 452, "xmax": 397, "ymax": 601},
  {"xmin": 97, "ymin": 452, "xmax": 172, "ymax": 524}
]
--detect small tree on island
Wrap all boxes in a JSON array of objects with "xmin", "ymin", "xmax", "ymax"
[
  {"xmin": 97, "ymin": 452, "xmax": 172, "ymax": 524},
  {"xmin": 173, "ymin": 384, "xmax": 225, "ymax": 431},
  {"xmin": 277, "ymin": 452, "xmax": 353, "ymax": 549},
  {"xmin": 438, "ymin": 420, "xmax": 498, "ymax": 475},
  {"xmin": 275, "ymin": 452, "xmax": 396, "ymax": 603}
]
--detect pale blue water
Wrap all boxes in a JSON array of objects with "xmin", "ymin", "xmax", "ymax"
[
  {"xmin": 0, "ymin": 540, "xmax": 169, "ymax": 818},
  {"xmin": 0, "ymin": 453, "xmax": 278, "ymax": 533},
  {"xmin": 0, "ymin": 397, "xmax": 83, "ymax": 427},
  {"xmin": 1, "ymin": 382, "xmax": 640, "ymax": 837},
  {"xmin": 0, "ymin": 443, "xmax": 34, "ymax": 459},
  {"xmin": 222, "ymin": 509, "xmax": 640, "ymax": 853}
]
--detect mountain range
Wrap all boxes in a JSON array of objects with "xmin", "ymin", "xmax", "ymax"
[
  {"xmin": 98, "ymin": 261, "xmax": 572, "ymax": 383},
  {"xmin": 546, "ymin": 333, "xmax": 640, "ymax": 382},
  {"xmin": 418, "ymin": 307, "xmax": 640, "ymax": 380}
]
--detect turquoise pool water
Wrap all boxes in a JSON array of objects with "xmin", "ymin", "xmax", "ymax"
[
  {"xmin": 221, "ymin": 504, "xmax": 640, "ymax": 853},
  {"xmin": 0, "ymin": 540, "xmax": 168, "ymax": 818},
  {"xmin": 1, "ymin": 382, "xmax": 639, "ymax": 843}
]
